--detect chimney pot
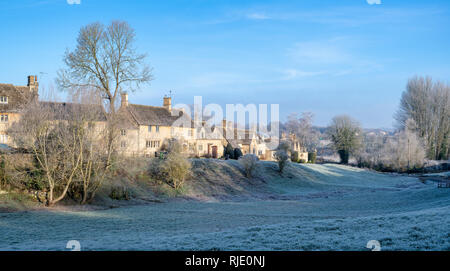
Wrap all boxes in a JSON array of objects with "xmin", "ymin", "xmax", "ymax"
[
  {"xmin": 27, "ymin": 75, "xmax": 38, "ymax": 92},
  {"xmin": 121, "ymin": 92, "xmax": 129, "ymax": 107},
  {"xmin": 163, "ymin": 96, "xmax": 172, "ymax": 112}
]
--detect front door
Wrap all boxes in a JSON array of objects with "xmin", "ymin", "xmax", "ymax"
[{"xmin": 211, "ymin": 146, "xmax": 218, "ymax": 158}]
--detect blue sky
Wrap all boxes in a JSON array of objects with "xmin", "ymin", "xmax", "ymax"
[{"xmin": 1, "ymin": 0, "xmax": 449, "ymax": 128}]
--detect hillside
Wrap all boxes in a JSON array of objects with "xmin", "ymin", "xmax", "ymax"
[{"xmin": 1, "ymin": 160, "xmax": 449, "ymax": 250}]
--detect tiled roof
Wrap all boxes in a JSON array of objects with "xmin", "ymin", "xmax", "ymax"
[
  {"xmin": 39, "ymin": 101, "xmax": 107, "ymax": 121},
  {"xmin": 0, "ymin": 83, "xmax": 37, "ymax": 113},
  {"xmin": 126, "ymin": 104, "xmax": 192, "ymax": 127}
]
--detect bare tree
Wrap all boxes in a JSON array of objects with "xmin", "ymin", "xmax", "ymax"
[
  {"xmin": 327, "ymin": 115, "xmax": 362, "ymax": 164},
  {"xmin": 68, "ymin": 90, "xmax": 112, "ymax": 204},
  {"xmin": 9, "ymin": 102, "xmax": 81, "ymax": 206},
  {"xmin": 8, "ymin": 90, "xmax": 111, "ymax": 206},
  {"xmin": 284, "ymin": 112, "xmax": 319, "ymax": 152},
  {"xmin": 396, "ymin": 76, "xmax": 450, "ymax": 160},
  {"xmin": 57, "ymin": 21, "xmax": 153, "ymax": 114},
  {"xmin": 57, "ymin": 21, "xmax": 153, "ymax": 167}
]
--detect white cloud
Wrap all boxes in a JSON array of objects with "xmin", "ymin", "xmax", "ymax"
[
  {"xmin": 188, "ymin": 72, "xmax": 242, "ymax": 88},
  {"xmin": 246, "ymin": 13, "xmax": 270, "ymax": 20},
  {"xmin": 367, "ymin": 0, "xmax": 382, "ymax": 5},
  {"xmin": 282, "ymin": 69, "xmax": 326, "ymax": 80},
  {"xmin": 288, "ymin": 41, "xmax": 350, "ymax": 64},
  {"xmin": 67, "ymin": 0, "xmax": 81, "ymax": 5}
]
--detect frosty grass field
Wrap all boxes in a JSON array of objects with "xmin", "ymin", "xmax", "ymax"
[{"xmin": 0, "ymin": 163, "xmax": 449, "ymax": 251}]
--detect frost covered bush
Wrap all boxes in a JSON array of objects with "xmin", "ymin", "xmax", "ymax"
[
  {"xmin": 379, "ymin": 129, "xmax": 425, "ymax": 172},
  {"xmin": 109, "ymin": 186, "xmax": 130, "ymax": 200},
  {"xmin": 160, "ymin": 152, "xmax": 192, "ymax": 190},
  {"xmin": 275, "ymin": 141, "xmax": 290, "ymax": 173},
  {"xmin": 291, "ymin": 151, "xmax": 299, "ymax": 163},
  {"xmin": 275, "ymin": 150, "xmax": 289, "ymax": 173},
  {"xmin": 234, "ymin": 148, "xmax": 243, "ymax": 160},
  {"xmin": 239, "ymin": 154, "xmax": 259, "ymax": 178},
  {"xmin": 224, "ymin": 143, "xmax": 234, "ymax": 159},
  {"xmin": 308, "ymin": 152, "xmax": 317, "ymax": 164},
  {"xmin": 357, "ymin": 122, "xmax": 426, "ymax": 172},
  {"xmin": 148, "ymin": 139, "xmax": 192, "ymax": 190}
]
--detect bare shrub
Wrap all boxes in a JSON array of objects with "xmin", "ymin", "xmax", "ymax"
[
  {"xmin": 239, "ymin": 154, "xmax": 259, "ymax": 178},
  {"xmin": 380, "ymin": 126, "xmax": 426, "ymax": 171},
  {"xmin": 357, "ymin": 120, "xmax": 426, "ymax": 172},
  {"xmin": 275, "ymin": 151, "xmax": 289, "ymax": 173},
  {"xmin": 150, "ymin": 139, "xmax": 191, "ymax": 191},
  {"xmin": 159, "ymin": 152, "xmax": 192, "ymax": 191}
]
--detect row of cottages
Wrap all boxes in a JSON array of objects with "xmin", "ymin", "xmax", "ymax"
[
  {"xmin": 116, "ymin": 93, "xmax": 224, "ymax": 158},
  {"xmin": 0, "ymin": 76, "xmax": 308, "ymax": 161},
  {"xmin": 0, "ymin": 76, "xmax": 108, "ymax": 148},
  {"xmin": 0, "ymin": 76, "xmax": 39, "ymax": 145}
]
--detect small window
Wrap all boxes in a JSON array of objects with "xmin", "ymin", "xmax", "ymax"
[
  {"xmin": 148, "ymin": 125, "xmax": 152, "ymax": 132},
  {"xmin": 0, "ymin": 114, "xmax": 8, "ymax": 123},
  {"xmin": 198, "ymin": 145, "xmax": 203, "ymax": 151},
  {"xmin": 120, "ymin": 141, "xmax": 127, "ymax": 148},
  {"xmin": 188, "ymin": 129, "xmax": 193, "ymax": 137},
  {"xmin": 156, "ymin": 126, "xmax": 160, "ymax": 133},
  {"xmin": 146, "ymin": 141, "xmax": 160, "ymax": 149},
  {"xmin": 0, "ymin": 134, "xmax": 8, "ymax": 143},
  {"xmin": 0, "ymin": 96, "xmax": 8, "ymax": 104},
  {"xmin": 121, "ymin": 129, "xmax": 126, "ymax": 136}
]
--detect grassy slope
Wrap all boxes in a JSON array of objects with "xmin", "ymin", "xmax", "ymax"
[{"xmin": 1, "ymin": 160, "xmax": 449, "ymax": 250}]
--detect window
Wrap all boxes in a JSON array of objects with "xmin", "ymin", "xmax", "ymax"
[
  {"xmin": 258, "ymin": 150, "xmax": 263, "ymax": 156},
  {"xmin": 156, "ymin": 125, "xmax": 160, "ymax": 133},
  {"xmin": 0, "ymin": 114, "xmax": 8, "ymax": 123},
  {"xmin": 188, "ymin": 129, "xmax": 193, "ymax": 137},
  {"xmin": 120, "ymin": 129, "xmax": 126, "ymax": 136},
  {"xmin": 146, "ymin": 140, "xmax": 160, "ymax": 148},
  {"xmin": 0, "ymin": 134, "xmax": 7, "ymax": 143},
  {"xmin": 198, "ymin": 145, "xmax": 203, "ymax": 151},
  {"xmin": 120, "ymin": 141, "xmax": 127, "ymax": 148},
  {"xmin": 0, "ymin": 96, "xmax": 8, "ymax": 104},
  {"xmin": 148, "ymin": 125, "xmax": 152, "ymax": 132}
]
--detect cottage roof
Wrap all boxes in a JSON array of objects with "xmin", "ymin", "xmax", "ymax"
[
  {"xmin": 39, "ymin": 101, "xmax": 107, "ymax": 122},
  {"xmin": 126, "ymin": 104, "xmax": 192, "ymax": 127},
  {"xmin": 0, "ymin": 83, "xmax": 37, "ymax": 113}
]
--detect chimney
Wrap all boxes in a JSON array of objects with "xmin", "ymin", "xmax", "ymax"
[
  {"xmin": 27, "ymin": 75, "xmax": 39, "ymax": 92},
  {"xmin": 163, "ymin": 96, "xmax": 172, "ymax": 112},
  {"xmin": 222, "ymin": 119, "xmax": 227, "ymax": 139},
  {"xmin": 121, "ymin": 92, "xmax": 128, "ymax": 107}
]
